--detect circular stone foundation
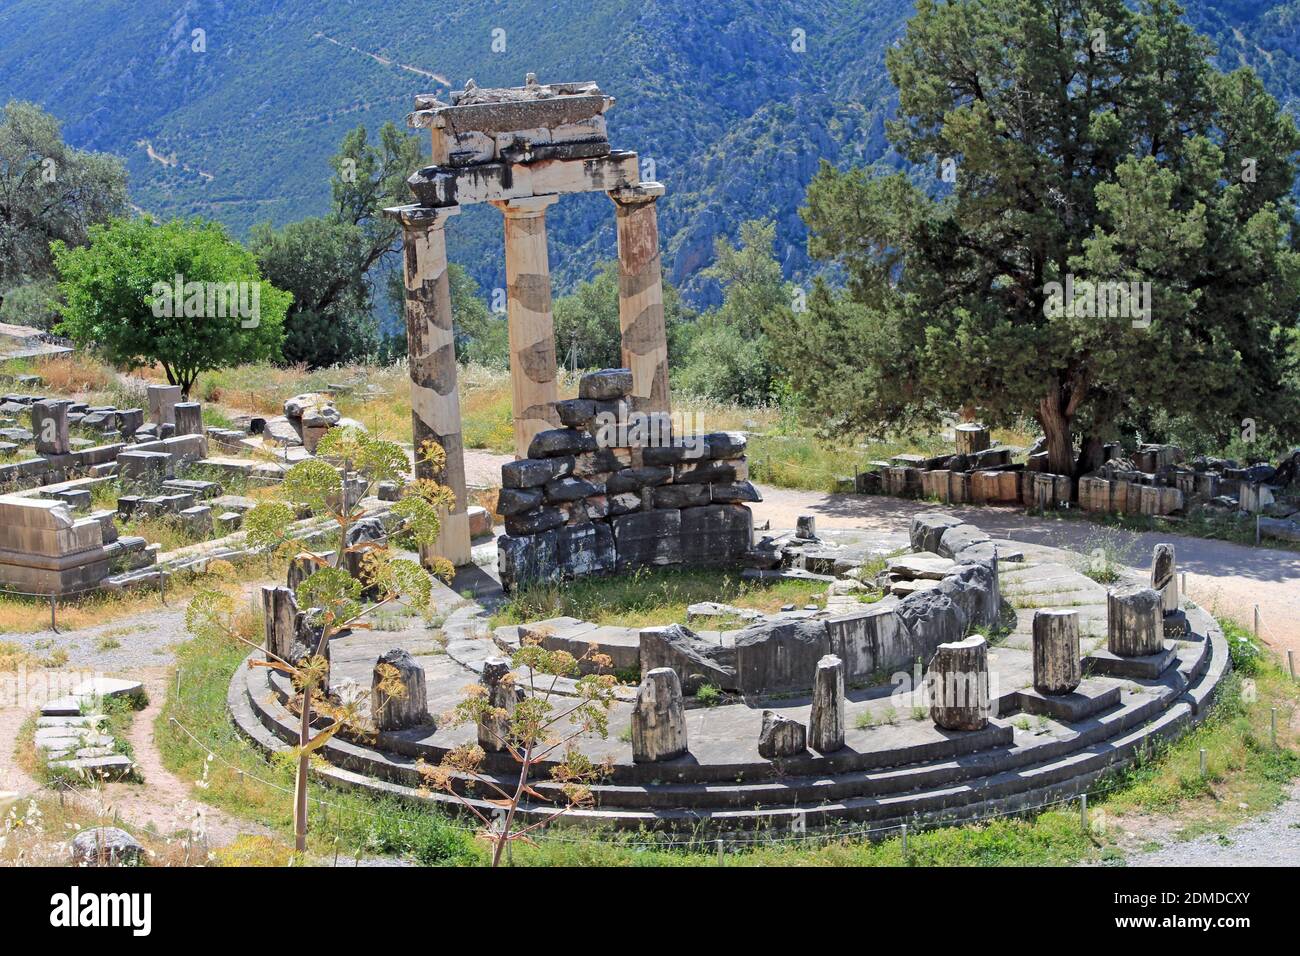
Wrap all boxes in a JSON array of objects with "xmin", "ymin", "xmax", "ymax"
[{"xmin": 229, "ymin": 531, "xmax": 1231, "ymax": 834}]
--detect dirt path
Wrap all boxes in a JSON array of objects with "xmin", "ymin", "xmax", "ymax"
[
  {"xmin": 96, "ymin": 669, "xmax": 266, "ymax": 847},
  {"xmin": 464, "ymin": 449, "xmax": 1300, "ymax": 656}
]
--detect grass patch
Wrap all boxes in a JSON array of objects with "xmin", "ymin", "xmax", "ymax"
[
  {"xmin": 160, "ymin": 606, "xmax": 1298, "ymax": 866},
  {"xmin": 157, "ymin": 609, "xmax": 480, "ymax": 865},
  {"xmin": 491, "ymin": 565, "xmax": 827, "ymax": 629}
]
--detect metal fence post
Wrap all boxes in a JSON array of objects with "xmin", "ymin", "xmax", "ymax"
[
  {"xmin": 1080, "ymin": 793, "xmax": 1088, "ymax": 833},
  {"xmin": 49, "ymin": 593, "xmax": 57, "ymax": 633},
  {"xmin": 716, "ymin": 838, "xmax": 725, "ymax": 866}
]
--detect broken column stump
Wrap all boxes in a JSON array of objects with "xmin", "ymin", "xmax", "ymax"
[
  {"xmin": 1151, "ymin": 543, "xmax": 1178, "ymax": 613},
  {"xmin": 372, "ymin": 648, "xmax": 430, "ymax": 731},
  {"xmin": 173, "ymin": 401, "xmax": 204, "ymax": 436},
  {"xmin": 631, "ymin": 667, "xmax": 688, "ymax": 762},
  {"xmin": 477, "ymin": 657, "xmax": 517, "ymax": 752},
  {"xmin": 928, "ymin": 635, "xmax": 991, "ymax": 731},
  {"xmin": 261, "ymin": 585, "xmax": 299, "ymax": 662},
  {"xmin": 796, "ymin": 515, "xmax": 817, "ymax": 540},
  {"xmin": 1031, "ymin": 609, "xmax": 1082, "ymax": 696},
  {"xmin": 954, "ymin": 423, "xmax": 991, "ymax": 456},
  {"xmin": 808, "ymin": 654, "xmax": 845, "ymax": 752},
  {"xmin": 1107, "ymin": 585, "xmax": 1163, "ymax": 657},
  {"xmin": 758, "ymin": 710, "xmax": 806, "ymax": 758}
]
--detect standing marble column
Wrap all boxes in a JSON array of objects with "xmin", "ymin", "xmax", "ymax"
[
  {"xmin": 386, "ymin": 203, "xmax": 471, "ymax": 568},
  {"xmin": 609, "ymin": 182, "xmax": 670, "ymax": 415},
  {"xmin": 494, "ymin": 195, "xmax": 561, "ymax": 458}
]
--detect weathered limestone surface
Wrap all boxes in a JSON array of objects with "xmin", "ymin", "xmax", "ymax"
[
  {"xmin": 758, "ymin": 710, "xmax": 806, "ymax": 758},
  {"xmin": 928, "ymin": 635, "xmax": 990, "ymax": 731},
  {"xmin": 609, "ymin": 183, "xmax": 670, "ymax": 414},
  {"xmin": 31, "ymin": 399, "xmax": 70, "ymax": 455},
  {"xmin": 809, "ymin": 654, "xmax": 846, "ymax": 753},
  {"xmin": 372, "ymin": 648, "xmax": 430, "ymax": 731},
  {"xmin": 639, "ymin": 623, "xmax": 735, "ymax": 692},
  {"xmin": 496, "ymin": 195, "xmax": 562, "ymax": 457},
  {"xmin": 262, "ymin": 585, "xmax": 300, "ymax": 663},
  {"xmin": 1032, "ymin": 609, "xmax": 1082, "ymax": 696},
  {"xmin": 390, "ymin": 204, "xmax": 472, "ymax": 567},
  {"xmin": 954, "ymin": 423, "xmax": 990, "ymax": 456},
  {"xmin": 1107, "ymin": 585, "xmax": 1163, "ymax": 657},
  {"xmin": 477, "ymin": 657, "xmax": 518, "ymax": 752},
  {"xmin": 909, "ymin": 512, "xmax": 965, "ymax": 553},
  {"xmin": 173, "ymin": 401, "xmax": 204, "ymax": 437},
  {"xmin": 1151, "ymin": 543, "xmax": 1178, "ymax": 613},
  {"xmin": 632, "ymin": 667, "xmax": 688, "ymax": 762},
  {"xmin": 147, "ymin": 384, "xmax": 181, "ymax": 426}
]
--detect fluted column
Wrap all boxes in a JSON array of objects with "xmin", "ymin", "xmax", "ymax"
[
  {"xmin": 609, "ymin": 182, "xmax": 670, "ymax": 415},
  {"xmin": 388, "ymin": 203, "xmax": 471, "ymax": 568},
  {"xmin": 494, "ymin": 195, "xmax": 561, "ymax": 457}
]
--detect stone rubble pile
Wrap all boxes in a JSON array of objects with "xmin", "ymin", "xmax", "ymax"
[
  {"xmin": 855, "ymin": 422, "xmax": 1300, "ymax": 527},
  {"xmin": 496, "ymin": 368, "xmax": 761, "ymax": 590}
]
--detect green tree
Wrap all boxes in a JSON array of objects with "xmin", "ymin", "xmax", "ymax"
[
  {"xmin": 253, "ymin": 122, "xmax": 424, "ymax": 368},
  {"xmin": 250, "ymin": 217, "xmax": 377, "ymax": 367},
  {"xmin": 226, "ymin": 429, "xmax": 455, "ymax": 852},
  {"xmin": 383, "ymin": 261, "xmax": 506, "ymax": 366},
  {"xmin": 789, "ymin": 0, "xmax": 1300, "ymax": 474},
  {"xmin": 52, "ymin": 217, "xmax": 290, "ymax": 397},
  {"xmin": 552, "ymin": 260, "xmax": 695, "ymax": 372},
  {"xmin": 0, "ymin": 100, "xmax": 127, "ymax": 308},
  {"xmin": 675, "ymin": 220, "xmax": 791, "ymax": 404}
]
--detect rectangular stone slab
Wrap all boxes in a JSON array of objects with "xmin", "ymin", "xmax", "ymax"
[
  {"xmin": 1015, "ymin": 680, "xmax": 1122, "ymax": 722},
  {"xmin": 1085, "ymin": 641, "xmax": 1179, "ymax": 679}
]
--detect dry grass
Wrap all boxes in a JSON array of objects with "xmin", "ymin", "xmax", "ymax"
[
  {"xmin": 0, "ymin": 558, "xmax": 286, "ymax": 633},
  {"xmin": 0, "ymin": 793, "xmax": 207, "ymax": 867}
]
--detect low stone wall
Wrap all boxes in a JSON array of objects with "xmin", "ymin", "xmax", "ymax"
[{"xmin": 496, "ymin": 369, "xmax": 760, "ymax": 590}]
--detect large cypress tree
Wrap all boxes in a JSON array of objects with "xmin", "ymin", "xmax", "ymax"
[{"xmin": 788, "ymin": 0, "xmax": 1300, "ymax": 475}]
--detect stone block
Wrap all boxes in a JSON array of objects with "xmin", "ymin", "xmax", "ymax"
[
  {"xmin": 497, "ymin": 529, "xmax": 560, "ymax": 591},
  {"xmin": 372, "ymin": 648, "xmax": 430, "ymax": 731},
  {"xmin": 501, "ymin": 455, "xmax": 573, "ymax": 488},
  {"xmin": 556, "ymin": 522, "xmax": 615, "ymax": 577},
  {"xmin": 758, "ymin": 710, "xmax": 806, "ymax": 758},
  {"xmin": 909, "ymin": 512, "xmax": 964, "ymax": 552},
  {"xmin": 613, "ymin": 508, "xmax": 681, "ymax": 569},
  {"xmin": 679, "ymin": 503, "xmax": 752, "ymax": 565},
  {"xmin": 639, "ymin": 623, "xmax": 736, "ymax": 692},
  {"xmin": 652, "ymin": 482, "xmax": 709, "ymax": 509},
  {"xmin": 528, "ymin": 427, "xmax": 597, "ymax": 458},
  {"xmin": 733, "ymin": 618, "xmax": 832, "ymax": 695},
  {"xmin": 31, "ymin": 399, "xmax": 70, "ymax": 455},
  {"xmin": 578, "ymin": 368, "xmax": 633, "ymax": 401},
  {"xmin": 147, "ymin": 384, "xmax": 182, "ymax": 426}
]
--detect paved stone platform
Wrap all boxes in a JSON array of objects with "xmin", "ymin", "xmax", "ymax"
[{"xmin": 230, "ymin": 531, "xmax": 1230, "ymax": 833}]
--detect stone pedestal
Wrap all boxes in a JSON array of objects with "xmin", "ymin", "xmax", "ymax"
[
  {"xmin": 808, "ymin": 654, "xmax": 845, "ymax": 752},
  {"xmin": 758, "ymin": 710, "xmax": 806, "ymax": 758},
  {"xmin": 632, "ymin": 667, "xmax": 688, "ymax": 762},
  {"xmin": 609, "ymin": 182, "xmax": 670, "ymax": 415},
  {"xmin": 32, "ymin": 399, "xmax": 70, "ymax": 455},
  {"xmin": 1107, "ymin": 585, "xmax": 1163, "ymax": 657},
  {"xmin": 372, "ymin": 648, "xmax": 430, "ymax": 730},
  {"xmin": 1031, "ymin": 609, "xmax": 1081, "ymax": 696},
  {"xmin": 173, "ymin": 402, "xmax": 204, "ymax": 436},
  {"xmin": 147, "ymin": 385, "xmax": 182, "ymax": 427},
  {"xmin": 928, "ymin": 635, "xmax": 990, "ymax": 731},
  {"xmin": 494, "ymin": 195, "xmax": 561, "ymax": 459},
  {"xmin": 387, "ymin": 204, "xmax": 472, "ymax": 568},
  {"xmin": 477, "ymin": 657, "xmax": 517, "ymax": 752},
  {"xmin": 954, "ymin": 423, "xmax": 990, "ymax": 455},
  {"xmin": 1151, "ymin": 543, "xmax": 1178, "ymax": 613}
]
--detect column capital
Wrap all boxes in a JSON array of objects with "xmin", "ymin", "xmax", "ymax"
[
  {"xmin": 609, "ymin": 181, "xmax": 665, "ymax": 208},
  {"xmin": 383, "ymin": 203, "xmax": 461, "ymax": 230},
  {"xmin": 492, "ymin": 194, "xmax": 560, "ymax": 219}
]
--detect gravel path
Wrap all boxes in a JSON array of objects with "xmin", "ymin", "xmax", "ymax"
[{"xmin": 1125, "ymin": 782, "xmax": 1300, "ymax": 866}]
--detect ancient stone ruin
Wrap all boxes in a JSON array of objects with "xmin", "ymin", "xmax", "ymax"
[
  {"xmin": 386, "ymin": 75, "xmax": 673, "ymax": 571},
  {"xmin": 856, "ymin": 421, "xmax": 1300, "ymax": 539}
]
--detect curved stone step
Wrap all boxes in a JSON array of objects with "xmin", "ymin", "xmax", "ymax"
[{"xmin": 230, "ymin": 611, "xmax": 1226, "ymax": 831}]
